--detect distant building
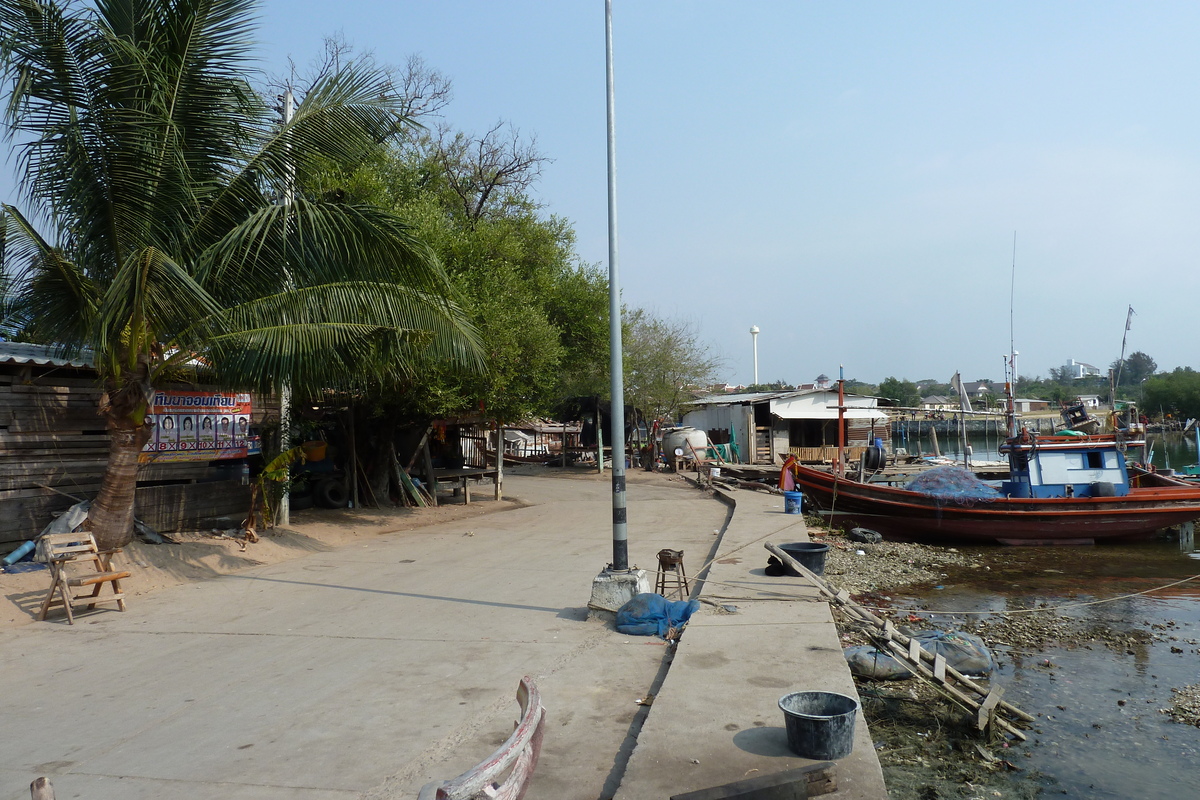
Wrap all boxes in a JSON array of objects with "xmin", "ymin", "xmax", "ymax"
[
  {"xmin": 998, "ymin": 398, "xmax": 1052, "ymax": 413},
  {"xmin": 920, "ymin": 395, "xmax": 954, "ymax": 411},
  {"xmin": 813, "ymin": 374, "xmax": 832, "ymax": 390},
  {"xmin": 1063, "ymin": 359, "xmax": 1102, "ymax": 379},
  {"xmin": 1076, "ymin": 394, "xmax": 1102, "ymax": 409},
  {"xmin": 961, "ymin": 381, "xmax": 995, "ymax": 400}
]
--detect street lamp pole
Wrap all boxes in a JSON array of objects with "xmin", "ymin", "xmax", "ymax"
[
  {"xmin": 604, "ymin": 0, "xmax": 628, "ymax": 571},
  {"xmin": 750, "ymin": 326, "xmax": 760, "ymax": 386}
]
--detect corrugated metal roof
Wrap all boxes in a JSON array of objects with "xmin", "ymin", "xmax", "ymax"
[{"xmin": 0, "ymin": 341, "xmax": 95, "ymax": 368}]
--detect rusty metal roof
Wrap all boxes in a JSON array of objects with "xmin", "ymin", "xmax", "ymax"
[{"xmin": 0, "ymin": 341, "xmax": 95, "ymax": 368}]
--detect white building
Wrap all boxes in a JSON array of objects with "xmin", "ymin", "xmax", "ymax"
[{"xmin": 1063, "ymin": 359, "xmax": 1102, "ymax": 379}]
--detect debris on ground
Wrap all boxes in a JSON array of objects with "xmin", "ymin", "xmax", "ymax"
[{"xmin": 1167, "ymin": 684, "xmax": 1200, "ymax": 726}]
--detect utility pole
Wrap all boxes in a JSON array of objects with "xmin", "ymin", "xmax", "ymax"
[
  {"xmin": 278, "ymin": 88, "xmax": 294, "ymax": 526},
  {"xmin": 604, "ymin": 0, "xmax": 628, "ymax": 572},
  {"xmin": 588, "ymin": 0, "xmax": 646, "ymax": 615}
]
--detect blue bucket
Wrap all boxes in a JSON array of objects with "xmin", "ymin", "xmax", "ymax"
[{"xmin": 783, "ymin": 490, "xmax": 804, "ymax": 514}]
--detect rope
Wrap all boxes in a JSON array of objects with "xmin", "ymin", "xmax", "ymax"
[{"xmin": 689, "ymin": 571, "xmax": 1200, "ymax": 618}]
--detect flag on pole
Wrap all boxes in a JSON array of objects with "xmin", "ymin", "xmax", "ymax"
[
  {"xmin": 1126, "ymin": 305, "xmax": 1136, "ymax": 331},
  {"xmin": 950, "ymin": 372, "xmax": 973, "ymax": 413}
]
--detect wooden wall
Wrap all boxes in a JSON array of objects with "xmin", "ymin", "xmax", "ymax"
[{"xmin": 1, "ymin": 362, "xmax": 273, "ymax": 554}]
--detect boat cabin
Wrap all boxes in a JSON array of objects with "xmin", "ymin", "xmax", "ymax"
[{"xmin": 1000, "ymin": 436, "xmax": 1135, "ymax": 498}]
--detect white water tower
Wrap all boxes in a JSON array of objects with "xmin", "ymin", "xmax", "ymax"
[{"xmin": 750, "ymin": 325, "xmax": 760, "ymax": 386}]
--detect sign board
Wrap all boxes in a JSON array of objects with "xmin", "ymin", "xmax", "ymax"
[{"xmin": 139, "ymin": 391, "xmax": 261, "ymax": 463}]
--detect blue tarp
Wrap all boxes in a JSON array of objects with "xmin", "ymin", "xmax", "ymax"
[{"xmin": 615, "ymin": 593, "xmax": 701, "ymax": 638}]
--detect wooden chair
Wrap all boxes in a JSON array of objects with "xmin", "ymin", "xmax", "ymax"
[{"xmin": 36, "ymin": 533, "xmax": 130, "ymax": 624}]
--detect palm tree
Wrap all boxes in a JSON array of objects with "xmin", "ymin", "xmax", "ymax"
[{"xmin": 0, "ymin": 0, "xmax": 480, "ymax": 548}]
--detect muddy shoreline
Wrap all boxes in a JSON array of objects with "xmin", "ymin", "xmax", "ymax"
[{"xmin": 806, "ymin": 515, "xmax": 1200, "ymax": 799}]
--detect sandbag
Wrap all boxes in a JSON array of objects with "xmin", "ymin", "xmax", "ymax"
[
  {"xmin": 845, "ymin": 646, "xmax": 912, "ymax": 680},
  {"xmin": 913, "ymin": 630, "xmax": 995, "ymax": 675},
  {"xmin": 845, "ymin": 629, "xmax": 995, "ymax": 681},
  {"xmin": 615, "ymin": 592, "xmax": 700, "ymax": 638}
]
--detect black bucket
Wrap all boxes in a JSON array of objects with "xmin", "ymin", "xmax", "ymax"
[
  {"xmin": 779, "ymin": 542, "xmax": 829, "ymax": 576},
  {"xmin": 778, "ymin": 691, "xmax": 858, "ymax": 760}
]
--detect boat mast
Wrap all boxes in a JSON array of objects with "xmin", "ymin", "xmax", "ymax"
[{"xmin": 837, "ymin": 365, "xmax": 846, "ymax": 478}]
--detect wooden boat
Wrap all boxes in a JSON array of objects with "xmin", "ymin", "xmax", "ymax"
[{"xmin": 791, "ymin": 400, "xmax": 1200, "ymax": 545}]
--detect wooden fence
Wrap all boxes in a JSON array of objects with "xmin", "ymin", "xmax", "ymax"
[{"xmin": 1, "ymin": 361, "xmax": 274, "ymax": 555}]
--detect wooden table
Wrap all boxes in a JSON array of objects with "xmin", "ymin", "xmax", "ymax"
[{"xmin": 432, "ymin": 467, "xmax": 501, "ymax": 505}]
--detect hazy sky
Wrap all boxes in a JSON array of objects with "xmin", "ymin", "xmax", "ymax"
[{"xmin": 13, "ymin": 2, "xmax": 1200, "ymax": 387}]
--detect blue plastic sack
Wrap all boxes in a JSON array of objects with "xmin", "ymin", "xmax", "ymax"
[{"xmin": 615, "ymin": 592, "xmax": 701, "ymax": 638}]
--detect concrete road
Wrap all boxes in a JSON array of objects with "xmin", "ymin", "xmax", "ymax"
[{"xmin": 0, "ymin": 471, "xmax": 728, "ymax": 800}]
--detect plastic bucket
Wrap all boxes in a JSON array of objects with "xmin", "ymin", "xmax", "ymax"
[
  {"xmin": 783, "ymin": 490, "xmax": 804, "ymax": 514},
  {"xmin": 778, "ymin": 691, "xmax": 859, "ymax": 760},
  {"xmin": 302, "ymin": 440, "xmax": 327, "ymax": 462},
  {"xmin": 779, "ymin": 542, "xmax": 829, "ymax": 576}
]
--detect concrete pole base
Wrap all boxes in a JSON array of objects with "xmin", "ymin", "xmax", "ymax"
[{"xmin": 587, "ymin": 567, "xmax": 651, "ymax": 621}]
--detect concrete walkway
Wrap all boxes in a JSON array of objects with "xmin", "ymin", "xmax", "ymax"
[
  {"xmin": 0, "ymin": 471, "xmax": 886, "ymax": 800},
  {"xmin": 616, "ymin": 485, "xmax": 889, "ymax": 799}
]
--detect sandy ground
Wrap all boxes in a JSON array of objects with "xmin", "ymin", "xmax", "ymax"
[{"xmin": 1, "ymin": 488, "xmax": 527, "ymax": 631}]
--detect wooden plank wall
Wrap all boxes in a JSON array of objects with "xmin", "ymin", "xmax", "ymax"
[{"xmin": 1, "ymin": 364, "xmax": 272, "ymax": 552}]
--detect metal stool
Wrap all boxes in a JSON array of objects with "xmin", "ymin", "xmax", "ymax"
[{"xmin": 655, "ymin": 549, "xmax": 689, "ymax": 600}]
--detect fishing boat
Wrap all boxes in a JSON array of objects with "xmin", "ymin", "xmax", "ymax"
[{"xmin": 788, "ymin": 370, "xmax": 1200, "ymax": 546}]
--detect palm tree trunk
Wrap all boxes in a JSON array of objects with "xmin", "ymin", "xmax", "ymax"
[
  {"xmin": 89, "ymin": 415, "xmax": 152, "ymax": 550},
  {"xmin": 89, "ymin": 359, "xmax": 153, "ymax": 550}
]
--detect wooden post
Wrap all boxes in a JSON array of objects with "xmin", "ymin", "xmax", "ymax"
[
  {"xmin": 348, "ymin": 401, "xmax": 359, "ymax": 509},
  {"xmin": 596, "ymin": 407, "xmax": 604, "ymax": 474},
  {"xmin": 30, "ymin": 777, "xmax": 54, "ymax": 800},
  {"xmin": 495, "ymin": 421, "xmax": 504, "ymax": 500},
  {"xmin": 422, "ymin": 438, "xmax": 438, "ymax": 507},
  {"xmin": 930, "ymin": 425, "xmax": 941, "ymax": 457}
]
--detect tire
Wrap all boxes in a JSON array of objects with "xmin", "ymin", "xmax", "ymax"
[
  {"xmin": 1091, "ymin": 481, "xmax": 1116, "ymax": 497},
  {"xmin": 315, "ymin": 478, "xmax": 349, "ymax": 508}
]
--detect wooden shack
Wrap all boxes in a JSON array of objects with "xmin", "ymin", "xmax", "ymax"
[
  {"xmin": 681, "ymin": 388, "xmax": 891, "ymax": 465},
  {"xmin": 1, "ymin": 343, "xmax": 274, "ymax": 556}
]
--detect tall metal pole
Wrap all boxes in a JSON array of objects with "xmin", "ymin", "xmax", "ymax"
[
  {"xmin": 605, "ymin": 0, "xmax": 628, "ymax": 571},
  {"xmin": 278, "ymin": 88, "xmax": 295, "ymax": 526},
  {"xmin": 750, "ymin": 326, "xmax": 760, "ymax": 386}
]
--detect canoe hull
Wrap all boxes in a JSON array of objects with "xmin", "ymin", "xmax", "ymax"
[{"xmin": 792, "ymin": 465, "xmax": 1200, "ymax": 545}]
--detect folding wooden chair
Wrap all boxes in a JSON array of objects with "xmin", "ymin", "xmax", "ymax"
[{"xmin": 36, "ymin": 533, "xmax": 130, "ymax": 624}]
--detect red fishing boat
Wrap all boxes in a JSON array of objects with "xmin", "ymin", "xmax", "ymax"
[{"xmin": 787, "ymin": 370, "xmax": 1200, "ymax": 546}]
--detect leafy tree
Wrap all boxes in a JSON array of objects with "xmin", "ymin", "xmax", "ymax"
[
  {"xmin": 842, "ymin": 378, "xmax": 877, "ymax": 395},
  {"xmin": 1143, "ymin": 368, "xmax": 1200, "ymax": 420},
  {"xmin": 1112, "ymin": 351, "xmax": 1157, "ymax": 387},
  {"xmin": 877, "ymin": 377, "xmax": 920, "ymax": 407},
  {"xmin": 0, "ymin": 0, "xmax": 479, "ymax": 546},
  {"xmin": 623, "ymin": 308, "xmax": 721, "ymax": 423},
  {"xmin": 310, "ymin": 96, "xmax": 610, "ymax": 423},
  {"xmin": 744, "ymin": 380, "xmax": 795, "ymax": 392}
]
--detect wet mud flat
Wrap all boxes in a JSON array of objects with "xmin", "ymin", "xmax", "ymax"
[{"xmin": 806, "ymin": 519, "xmax": 1200, "ymax": 799}]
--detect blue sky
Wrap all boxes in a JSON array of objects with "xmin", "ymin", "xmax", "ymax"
[{"xmin": 14, "ymin": 2, "xmax": 1200, "ymax": 387}]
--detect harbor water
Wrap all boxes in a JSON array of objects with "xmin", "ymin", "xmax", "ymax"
[{"xmin": 893, "ymin": 539, "xmax": 1200, "ymax": 798}]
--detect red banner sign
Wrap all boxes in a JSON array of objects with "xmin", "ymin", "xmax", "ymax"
[{"xmin": 139, "ymin": 391, "xmax": 261, "ymax": 463}]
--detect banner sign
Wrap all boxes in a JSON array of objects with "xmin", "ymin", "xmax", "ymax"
[{"xmin": 139, "ymin": 391, "xmax": 261, "ymax": 463}]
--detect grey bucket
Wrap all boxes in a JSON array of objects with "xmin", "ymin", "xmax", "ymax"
[
  {"xmin": 779, "ymin": 542, "xmax": 830, "ymax": 576},
  {"xmin": 778, "ymin": 690, "xmax": 858, "ymax": 760}
]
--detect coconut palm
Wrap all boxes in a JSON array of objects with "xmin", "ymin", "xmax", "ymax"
[{"xmin": 0, "ymin": 0, "xmax": 480, "ymax": 548}]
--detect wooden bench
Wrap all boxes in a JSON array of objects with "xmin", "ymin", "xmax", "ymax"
[
  {"xmin": 432, "ymin": 467, "xmax": 501, "ymax": 505},
  {"xmin": 36, "ymin": 533, "xmax": 130, "ymax": 624}
]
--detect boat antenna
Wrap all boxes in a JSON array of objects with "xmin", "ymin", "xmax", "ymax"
[
  {"xmin": 1009, "ymin": 232, "xmax": 1016, "ymax": 364},
  {"xmin": 1005, "ymin": 233, "xmax": 1018, "ymax": 437}
]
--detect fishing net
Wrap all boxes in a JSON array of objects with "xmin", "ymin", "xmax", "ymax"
[{"xmin": 906, "ymin": 466, "xmax": 1001, "ymax": 502}]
